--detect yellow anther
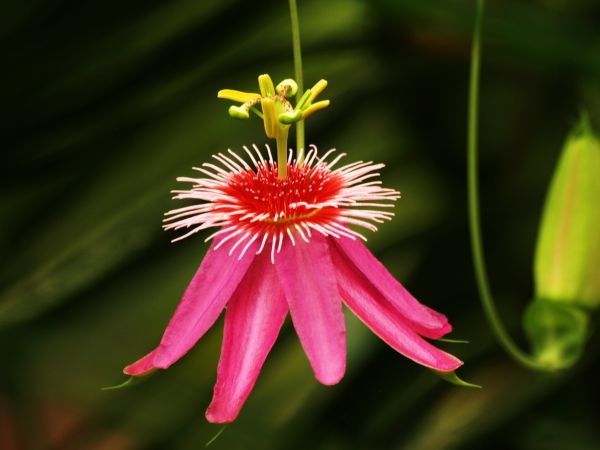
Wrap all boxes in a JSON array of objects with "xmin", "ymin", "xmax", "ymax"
[
  {"xmin": 258, "ymin": 74, "xmax": 276, "ymax": 97},
  {"xmin": 217, "ymin": 89, "xmax": 261, "ymax": 103},
  {"xmin": 261, "ymin": 98, "xmax": 277, "ymax": 138},
  {"xmin": 307, "ymin": 79, "xmax": 328, "ymax": 103},
  {"xmin": 301, "ymin": 100, "xmax": 330, "ymax": 119}
]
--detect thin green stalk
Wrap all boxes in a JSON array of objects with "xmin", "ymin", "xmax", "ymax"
[
  {"xmin": 289, "ymin": 0, "xmax": 305, "ymax": 160},
  {"xmin": 467, "ymin": 0, "xmax": 548, "ymax": 371}
]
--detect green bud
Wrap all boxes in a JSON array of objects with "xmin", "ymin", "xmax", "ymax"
[
  {"xmin": 524, "ymin": 300, "xmax": 588, "ymax": 370},
  {"xmin": 534, "ymin": 116, "xmax": 600, "ymax": 309}
]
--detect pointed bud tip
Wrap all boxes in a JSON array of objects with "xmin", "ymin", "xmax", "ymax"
[
  {"xmin": 433, "ymin": 370, "xmax": 481, "ymax": 389},
  {"xmin": 101, "ymin": 376, "xmax": 147, "ymax": 391}
]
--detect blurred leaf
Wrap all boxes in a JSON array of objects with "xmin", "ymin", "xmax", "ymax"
[
  {"xmin": 400, "ymin": 362, "xmax": 563, "ymax": 450},
  {"xmin": 375, "ymin": 0, "xmax": 600, "ymax": 75}
]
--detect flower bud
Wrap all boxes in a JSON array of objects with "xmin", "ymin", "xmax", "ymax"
[
  {"xmin": 524, "ymin": 300, "xmax": 588, "ymax": 369},
  {"xmin": 534, "ymin": 116, "xmax": 600, "ymax": 308},
  {"xmin": 524, "ymin": 116, "xmax": 600, "ymax": 370}
]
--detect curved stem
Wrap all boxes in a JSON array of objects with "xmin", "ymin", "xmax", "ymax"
[
  {"xmin": 467, "ymin": 0, "xmax": 548, "ymax": 371},
  {"xmin": 288, "ymin": 0, "xmax": 305, "ymax": 160}
]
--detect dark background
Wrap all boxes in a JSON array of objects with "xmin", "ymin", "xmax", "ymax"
[{"xmin": 1, "ymin": 0, "xmax": 599, "ymax": 449}]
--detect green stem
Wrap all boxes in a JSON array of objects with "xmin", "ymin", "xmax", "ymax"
[
  {"xmin": 467, "ymin": 0, "xmax": 548, "ymax": 371},
  {"xmin": 289, "ymin": 0, "xmax": 305, "ymax": 161},
  {"xmin": 276, "ymin": 127, "xmax": 289, "ymax": 178}
]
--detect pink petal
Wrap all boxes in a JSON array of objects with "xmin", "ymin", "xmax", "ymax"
[
  {"xmin": 275, "ymin": 233, "xmax": 346, "ymax": 386},
  {"xmin": 205, "ymin": 252, "xmax": 288, "ymax": 423},
  {"xmin": 124, "ymin": 236, "xmax": 257, "ymax": 375},
  {"xmin": 330, "ymin": 240, "xmax": 463, "ymax": 371},
  {"xmin": 123, "ymin": 350, "xmax": 156, "ymax": 376},
  {"xmin": 332, "ymin": 236, "xmax": 451, "ymax": 339}
]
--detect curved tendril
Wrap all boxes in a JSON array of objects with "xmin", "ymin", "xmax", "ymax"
[{"xmin": 467, "ymin": 0, "xmax": 553, "ymax": 372}]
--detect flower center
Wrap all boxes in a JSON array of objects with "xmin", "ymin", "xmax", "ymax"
[
  {"xmin": 163, "ymin": 145, "xmax": 400, "ymax": 262},
  {"xmin": 219, "ymin": 160, "xmax": 344, "ymax": 230}
]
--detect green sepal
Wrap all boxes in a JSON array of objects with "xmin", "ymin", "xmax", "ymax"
[
  {"xmin": 432, "ymin": 370, "xmax": 481, "ymax": 389},
  {"xmin": 205, "ymin": 425, "xmax": 227, "ymax": 447},
  {"xmin": 524, "ymin": 299, "xmax": 588, "ymax": 370},
  {"xmin": 101, "ymin": 373, "xmax": 153, "ymax": 391},
  {"xmin": 437, "ymin": 338, "xmax": 470, "ymax": 344}
]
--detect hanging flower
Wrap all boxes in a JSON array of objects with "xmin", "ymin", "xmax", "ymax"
[
  {"xmin": 124, "ymin": 142, "xmax": 462, "ymax": 423},
  {"xmin": 123, "ymin": 75, "xmax": 463, "ymax": 423}
]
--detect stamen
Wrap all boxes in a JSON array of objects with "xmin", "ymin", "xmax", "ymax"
[
  {"xmin": 243, "ymin": 145, "xmax": 259, "ymax": 167},
  {"xmin": 217, "ymin": 153, "xmax": 243, "ymax": 172},
  {"xmin": 253, "ymin": 144, "xmax": 266, "ymax": 165},
  {"xmin": 270, "ymin": 234, "xmax": 277, "ymax": 264},
  {"xmin": 286, "ymin": 227, "xmax": 296, "ymax": 246},
  {"xmin": 164, "ymin": 146, "xmax": 399, "ymax": 261},
  {"xmin": 229, "ymin": 231, "xmax": 251, "ymax": 256},
  {"xmin": 229, "ymin": 149, "xmax": 252, "ymax": 171},
  {"xmin": 238, "ymin": 232, "xmax": 260, "ymax": 260},
  {"xmin": 256, "ymin": 231, "xmax": 270, "ymax": 255}
]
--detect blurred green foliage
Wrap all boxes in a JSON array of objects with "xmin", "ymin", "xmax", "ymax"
[{"xmin": 1, "ymin": 0, "xmax": 599, "ymax": 449}]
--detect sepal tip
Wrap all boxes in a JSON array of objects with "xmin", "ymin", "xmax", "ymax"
[
  {"xmin": 101, "ymin": 373, "xmax": 153, "ymax": 391},
  {"xmin": 437, "ymin": 338, "xmax": 470, "ymax": 344},
  {"xmin": 432, "ymin": 370, "xmax": 481, "ymax": 389}
]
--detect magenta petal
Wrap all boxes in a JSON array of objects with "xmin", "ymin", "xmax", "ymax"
[
  {"xmin": 124, "ymin": 236, "xmax": 258, "ymax": 374},
  {"xmin": 124, "ymin": 350, "xmax": 156, "ymax": 376},
  {"xmin": 205, "ymin": 252, "xmax": 287, "ymax": 423},
  {"xmin": 333, "ymin": 236, "xmax": 451, "ymax": 339},
  {"xmin": 275, "ymin": 234, "xmax": 346, "ymax": 385},
  {"xmin": 330, "ymin": 240, "xmax": 463, "ymax": 371}
]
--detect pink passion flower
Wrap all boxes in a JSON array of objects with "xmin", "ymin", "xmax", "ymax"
[{"xmin": 124, "ymin": 144, "xmax": 463, "ymax": 423}]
